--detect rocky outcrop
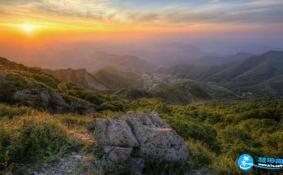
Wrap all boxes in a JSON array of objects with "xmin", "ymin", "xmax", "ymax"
[
  {"xmin": 13, "ymin": 88, "xmax": 94, "ymax": 113},
  {"xmin": 13, "ymin": 89, "xmax": 64, "ymax": 109},
  {"xmin": 94, "ymin": 113, "xmax": 189, "ymax": 174}
]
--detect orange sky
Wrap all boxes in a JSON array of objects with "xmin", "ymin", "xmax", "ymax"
[
  {"xmin": 0, "ymin": 0, "xmax": 282, "ymax": 63},
  {"xmin": 0, "ymin": 0, "xmax": 282, "ymax": 41}
]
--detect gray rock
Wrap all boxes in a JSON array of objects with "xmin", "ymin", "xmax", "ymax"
[
  {"xmin": 49, "ymin": 92, "xmax": 69, "ymax": 112},
  {"xmin": 13, "ymin": 88, "xmax": 94, "ymax": 114},
  {"xmin": 13, "ymin": 88, "xmax": 70, "ymax": 111},
  {"xmin": 94, "ymin": 113, "xmax": 189, "ymax": 171},
  {"xmin": 130, "ymin": 158, "xmax": 144, "ymax": 175},
  {"xmin": 95, "ymin": 118, "xmax": 139, "ymax": 147},
  {"xmin": 31, "ymin": 152, "xmax": 98, "ymax": 175},
  {"xmin": 66, "ymin": 96, "xmax": 94, "ymax": 114},
  {"xmin": 13, "ymin": 88, "xmax": 52, "ymax": 107},
  {"xmin": 104, "ymin": 146, "xmax": 133, "ymax": 163},
  {"xmin": 127, "ymin": 113, "xmax": 188, "ymax": 161}
]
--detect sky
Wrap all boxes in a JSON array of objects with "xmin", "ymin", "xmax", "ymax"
[
  {"xmin": 0, "ymin": 0, "xmax": 283, "ymax": 67},
  {"xmin": 0, "ymin": 0, "xmax": 283, "ymax": 34}
]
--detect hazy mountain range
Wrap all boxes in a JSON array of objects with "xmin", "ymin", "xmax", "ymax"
[
  {"xmin": 41, "ymin": 50, "xmax": 283, "ymax": 103},
  {"xmin": 167, "ymin": 51, "xmax": 283, "ymax": 96},
  {"xmin": 1, "ymin": 48, "xmax": 282, "ymax": 104},
  {"xmin": 0, "ymin": 39, "xmax": 275, "ymax": 70}
]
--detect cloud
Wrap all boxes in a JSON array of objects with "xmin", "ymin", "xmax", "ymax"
[
  {"xmin": 161, "ymin": 1, "xmax": 283, "ymax": 24},
  {"xmin": 0, "ymin": 0, "xmax": 282, "ymax": 25}
]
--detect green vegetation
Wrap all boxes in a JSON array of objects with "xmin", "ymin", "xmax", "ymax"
[
  {"xmin": 0, "ymin": 96, "xmax": 282, "ymax": 174},
  {"xmin": 0, "ymin": 104, "xmax": 34, "ymax": 118},
  {"xmin": 127, "ymin": 98, "xmax": 282, "ymax": 174},
  {"xmin": 0, "ymin": 113, "xmax": 77, "ymax": 172},
  {"xmin": 115, "ymin": 88, "xmax": 153, "ymax": 100},
  {"xmin": 0, "ymin": 57, "xmax": 128, "ymax": 113},
  {"xmin": 151, "ymin": 80, "xmax": 211, "ymax": 104},
  {"xmin": 0, "ymin": 104, "xmax": 97, "ymax": 174},
  {"xmin": 169, "ymin": 51, "xmax": 283, "ymax": 97},
  {"xmin": 0, "ymin": 57, "xmax": 282, "ymax": 174}
]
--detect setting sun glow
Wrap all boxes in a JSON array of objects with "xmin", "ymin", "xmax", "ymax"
[{"xmin": 20, "ymin": 23, "xmax": 37, "ymax": 34}]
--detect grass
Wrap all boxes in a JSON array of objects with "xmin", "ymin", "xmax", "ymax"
[
  {"xmin": 0, "ymin": 97, "xmax": 282, "ymax": 175},
  {"xmin": 186, "ymin": 140, "xmax": 215, "ymax": 170},
  {"xmin": 55, "ymin": 114, "xmax": 94, "ymax": 132},
  {"xmin": 128, "ymin": 98, "xmax": 283, "ymax": 174},
  {"xmin": 0, "ymin": 112, "xmax": 81, "ymax": 172},
  {"xmin": 0, "ymin": 104, "xmax": 34, "ymax": 119}
]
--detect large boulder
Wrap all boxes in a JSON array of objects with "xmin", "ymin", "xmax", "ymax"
[
  {"xmin": 94, "ymin": 113, "xmax": 189, "ymax": 174},
  {"xmin": 127, "ymin": 113, "xmax": 188, "ymax": 161}
]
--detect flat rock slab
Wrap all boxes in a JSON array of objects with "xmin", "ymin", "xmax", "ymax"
[{"xmin": 94, "ymin": 113, "xmax": 189, "ymax": 163}]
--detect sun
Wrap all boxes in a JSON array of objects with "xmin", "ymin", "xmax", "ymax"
[{"xmin": 20, "ymin": 23, "xmax": 37, "ymax": 34}]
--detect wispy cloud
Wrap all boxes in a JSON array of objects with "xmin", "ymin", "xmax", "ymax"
[{"xmin": 0, "ymin": 0, "xmax": 282, "ymax": 28}]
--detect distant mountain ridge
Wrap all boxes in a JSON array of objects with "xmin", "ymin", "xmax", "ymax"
[
  {"xmin": 168, "ymin": 51, "xmax": 283, "ymax": 96},
  {"xmin": 2, "ymin": 50, "xmax": 281, "ymax": 105}
]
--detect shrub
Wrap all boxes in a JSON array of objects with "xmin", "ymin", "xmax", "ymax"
[
  {"xmin": 0, "ymin": 81, "xmax": 16, "ymax": 103},
  {"xmin": 220, "ymin": 126, "xmax": 251, "ymax": 144},
  {"xmin": 164, "ymin": 116, "xmax": 220, "ymax": 152},
  {"xmin": 0, "ymin": 104, "xmax": 33, "ymax": 118},
  {"xmin": 260, "ymin": 131, "xmax": 283, "ymax": 157},
  {"xmin": 212, "ymin": 155, "xmax": 240, "ymax": 175},
  {"xmin": 0, "ymin": 125, "xmax": 10, "ymax": 169},
  {"xmin": 0, "ymin": 115, "xmax": 76, "ymax": 170},
  {"xmin": 237, "ymin": 109, "xmax": 282, "ymax": 122},
  {"xmin": 186, "ymin": 140, "xmax": 215, "ymax": 170}
]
